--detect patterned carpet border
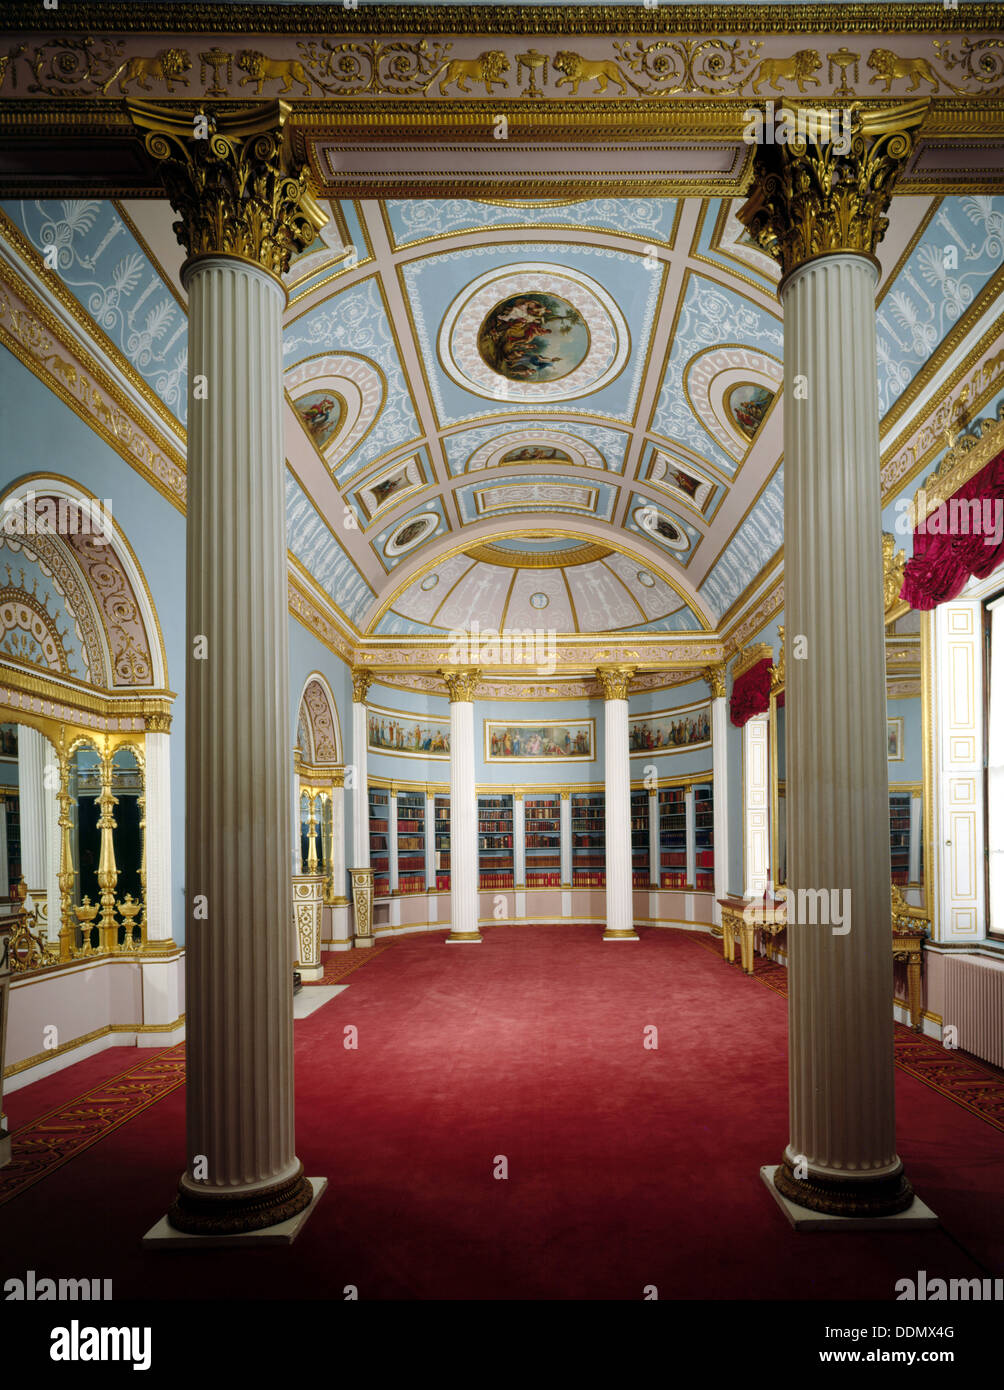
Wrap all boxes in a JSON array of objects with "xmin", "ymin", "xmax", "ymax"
[
  {"xmin": 0, "ymin": 1047, "xmax": 186, "ymax": 1209},
  {"xmin": 691, "ymin": 931, "xmax": 1004, "ymax": 1134},
  {"xmin": 0, "ymin": 939, "xmax": 394, "ymax": 1205}
]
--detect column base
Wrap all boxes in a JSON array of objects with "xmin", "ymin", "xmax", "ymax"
[
  {"xmin": 445, "ymin": 931, "xmax": 483, "ymax": 944},
  {"xmin": 354, "ymin": 937, "xmax": 374, "ymax": 950},
  {"xmin": 164, "ymin": 1161, "xmax": 315, "ymax": 1237},
  {"xmin": 770, "ymin": 1156, "xmax": 917, "ymax": 1220},
  {"xmin": 298, "ymin": 964, "xmax": 324, "ymax": 981},
  {"xmin": 761, "ymin": 1167, "xmax": 937, "ymax": 1230},
  {"xmin": 145, "ymin": 1177, "xmax": 326, "ymax": 1249},
  {"xmin": 603, "ymin": 927, "xmax": 640, "ymax": 941},
  {"xmin": 0, "ymin": 1128, "xmax": 10, "ymax": 1169}
]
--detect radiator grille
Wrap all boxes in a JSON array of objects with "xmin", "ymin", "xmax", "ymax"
[{"xmin": 943, "ymin": 955, "xmax": 1004, "ymax": 1069}]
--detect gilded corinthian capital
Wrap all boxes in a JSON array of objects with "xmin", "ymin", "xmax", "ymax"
[
  {"xmin": 702, "ymin": 664, "xmax": 727, "ymax": 700},
  {"xmin": 125, "ymin": 100, "xmax": 327, "ymax": 279},
  {"xmin": 595, "ymin": 665, "xmax": 635, "ymax": 701},
  {"xmin": 738, "ymin": 101, "xmax": 928, "ymax": 280},
  {"xmin": 439, "ymin": 668, "xmax": 481, "ymax": 703},
  {"xmin": 351, "ymin": 669, "xmax": 373, "ymax": 704}
]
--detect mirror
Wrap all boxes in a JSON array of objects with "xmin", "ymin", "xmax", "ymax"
[{"xmin": 886, "ymin": 614, "xmax": 924, "ymax": 907}]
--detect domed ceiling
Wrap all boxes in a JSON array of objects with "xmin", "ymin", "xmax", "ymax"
[{"xmin": 3, "ymin": 191, "xmax": 1003, "ymax": 644}]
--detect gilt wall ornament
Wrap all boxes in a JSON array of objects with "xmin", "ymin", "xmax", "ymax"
[
  {"xmin": 124, "ymin": 100, "xmax": 327, "ymax": 279},
  {"xmin": 738, "ymin": 100, "xmax": 929, "ymax": 279},
  {"xmin": 351, "ymin": 668, "xmax": 373, "ymax": 704},
  {"xmin": 595, "ymin": 665, "xmax": 635, "ymax": 701},
  {"xmin": 440, "ymin": 667, "xmax": 482, "ymax": 702}
]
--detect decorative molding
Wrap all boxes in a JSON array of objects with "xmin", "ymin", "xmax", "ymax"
[
  {"xmin": 739, "ymin": 101, "xmax": 929, "ymax": 280},
  {"xmin": 908, "ymin": 412, "xmax": 1004, "ymax": 526},
  {"xmin": 883, "ymin": 533, "xmax": 908, "ymax": 617},
  {"xmin": 351, "ymin": 668, "xmax": 373, "ymax": 704},
  {"xmin": 732, "ymin": 640, "xmax": 773, "ymax": 680},
  {"xmin": 702, "ymin": 663, "xmax": 727, "ymax": 700},
  {"xmin": 125, "ymin": 99, "xmax": 326, "ymax": 279},
  {"xmin": 770, "ymin": 625, "xmax": 785, "ymax": 692}
]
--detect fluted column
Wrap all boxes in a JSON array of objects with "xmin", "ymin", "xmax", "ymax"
[
  {"xmin": 349, "ymin": 670, "xmax": 373, "ymax": 949},
  {"xmin": 598, "ymin": 666, "xmax": 637, "ymax": 941},
  {"xmin": 704, "ymin": 666, "xmax": 729, "ymax": 927},
  {"xmin": 142, "ymin": 720, "xmax": 173, "ymax": 942},
  {"xmin": 441, "ymin": 668, "xmax": 481, "ymax": 943},
  {"xmin": 559, "ymin": 791, "xmax": 572, "ymax": 916},
  {"xmin": 130, "ymin": 100, "xmax": 326, "ymax": 1237},
  {"xmin": 17, "ymin": 725, "xmax": 49, "ymax": 919},
  {"xmin": 739, "ymin": 100, "xmax": 927, "ymax": 1218}
]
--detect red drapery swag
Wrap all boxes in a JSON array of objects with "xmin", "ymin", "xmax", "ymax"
[
  {"xmin": 900, "ymin": 445, "xmax": 1004, "ymax": 610},
  {"xmin": 730, "ymin": 657, "xmax": 773, "ymax": 727}
]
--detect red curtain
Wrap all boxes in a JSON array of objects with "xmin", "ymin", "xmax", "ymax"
[
  {"xmin": 900, "ymin": 445, "xmax": 1004, "ymax": 610},
  {"xmin": 730, "ymin": 657, "xmax": 773, "ymax": 727}
]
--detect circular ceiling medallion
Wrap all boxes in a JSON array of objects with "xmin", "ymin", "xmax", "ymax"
[
  {"xmin": 420, "ymin": 573, "xmax": 439, "ymax": 591},
  {"xmin": 529, "ymin": 592, "xmax": 550, "ymax": 609},
  {"xmin": 478, "ymin": 292, "xmax": 589, "ymax": 385},
  {"xmin": 385, "ymin": 512, "xmax": 439, "ymax": 557},
  {"xmin": 440, "ymin": 263, "xmax": 629, "ymax": 403},
  {"xmin": 635, "ymin": 504, "xmax": 688, "ymax": 552},
  {"xmin": 637, "ymin": 570, "xmax": 656, "ymax": 588}
]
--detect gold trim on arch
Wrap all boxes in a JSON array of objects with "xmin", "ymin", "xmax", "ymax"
[{"xmin": 364, "ymin": 527, "xmax": 713, "ymax": 634}]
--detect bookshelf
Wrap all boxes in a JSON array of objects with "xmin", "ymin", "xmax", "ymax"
[
  {"xmin": 693, "ymin": 781, "xmax": 714, "ymax": 891},
  {"xmin": 658, "ymin": 786, "xmax": 687, "ymax": 888},
  {"xmin": 3, "ymin": 792, "xmax": 20, "ymax": 901},
  {"xmin": 434, "ymin": 794, "xmax": 450, "ymax": 891},
  {"xmin": 397, "ymin": 790, "xmax": 426, "ymax": 894},
  {"xmin": 572, "ymin": 792, "xmax": 605, "ymax": 887},
  {"xmin": 478, "ymin": 794, "xmax": 513, "ymax": 889},
  {"xmin": 630, "ymin": 789, "xmax": 650, "ymax": 887},
  {"xmin": 890, "ymin": 792, "xmax": 911, "ymax": 885},
  {"xmin": 524, "ymin": 794, "xmax": 561, "ymax": 887},
  {"xmin": 368, "ymin": 788, "xmax": 390, "ymax": 897}
]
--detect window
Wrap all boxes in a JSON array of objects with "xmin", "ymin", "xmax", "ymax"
[{"xmin": 985, "ymin": 593, "xmax": 1004, "ymax": 938}]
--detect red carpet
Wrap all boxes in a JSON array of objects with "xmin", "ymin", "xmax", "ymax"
[{"xmin": 2, "ymin": 925, "xmax": 1002, "ymax": 1299}]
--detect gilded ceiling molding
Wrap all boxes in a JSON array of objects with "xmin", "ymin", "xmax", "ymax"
[
  {"xmin": 0, "ymin": 260, "xmax": 187, "ymax": 513},
  {"xmin": 907, "ymin": 412, "xmax": 1004, "ymax": 528},
  {"xmin": 286, "ymin": 577, "xmax": 354, "ymax": 665},
  {"xmin": 883, "ymin": 533, "xmax": 909, "ymax": 622},
  {"xmin": 732, "ymin": 640, "xmax": 773, "ymax": 680},
  {"xmin": 440, "ymin": 667, "xmax": 481, "ymax": 702},
  {"xmin": 738, "ymin": 101, "xmax": 929, "ymax": 280},
  {"xmin": 0, "ymin": 657, "xmax": 174, "ymax": 729},
  {"xmin": 125, "ymin": 100, "xmax": 327, "ymax": 283},
  {"xmin": 881, "ymin": 328, "xmax": 1004, "ymax": 504},
  {"xmin": 595, "ymin": 665, "xmax": 635, "ymax": 701},
  {"xmin": 720, "ymin": 575, "xmax": 784, "ymax": 659}
]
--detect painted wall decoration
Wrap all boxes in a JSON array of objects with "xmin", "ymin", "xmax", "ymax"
[
  {"xmin": 726, "ymin": 383, "xmax": 775, "ymax": 440},
  {"xmin": 385, "ymin": 511, "xmax": 439, "ymax": 557},
  {"xmin": 477, "ymin": 292, "xmax": 589, "ymax": 384},
  {"xmin": 357, "ymin": 454, "xmax": 424, "ymax": 522},
  {"xmin": 629, "ymin": 702, "xmax": 711, "ymax": 755},
  {"xmin": 499, "ymin": 445, "xmax": 572, "ymax": 463},
  {"xmin": 368, "ymin": 705, "xmax": 450, "ymax": 759},
  {"xmin": 485, "ymin": 719, "xmax": 595, "ymax": 762},
  {"xmin": 887, "ymin": 716, "xmax": 904, "ymax": 761},
  {"xmin": 293, "ymin": 390, "xmax": 345, "ymax": 452},
  {"xmin": 648, "ymin": 451, "xmax": 715, "ymax": 513},
  {"xmin": 634, "ymin": 501, "xmax": 689, "ymax": 552}
]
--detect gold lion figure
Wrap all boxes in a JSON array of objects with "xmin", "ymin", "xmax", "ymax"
[
  {"xmin": 867, "ymin": 49, "xmax": 939, "ymax": 92},
  {"xmin": 236, "ymin": 51, "xmax": 313, "ymax": 96},
  {"xmin": 553, "ymin": 51, "xmax": 630, "ymax": 95},
  {"xmin": 751, "ymin": 50, "xmax": 822, "ymax": 94},
  {"xmin": 434, "ymin": 50, "xmax": 510, "ymax": 96},
  {"xmin": 100, "ymin": 49, "xmax": 191, "ymax": 95}
]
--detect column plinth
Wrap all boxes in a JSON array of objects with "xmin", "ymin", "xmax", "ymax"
[{"xmin": 739, "ymin": 101, "xmax": 927, "ymax": 1219}]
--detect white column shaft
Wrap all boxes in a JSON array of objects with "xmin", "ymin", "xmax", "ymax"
[
  {"xmin": 17, "ymin": 726, "xmax": 48, "ymax": 901},
  {"xmin": 603, "ymin": 697, "xmax": 633, "ymax": 935},
  {"xmin": 513, "ymin": 796, "xmax": 526, "ymax": 886},
  {"xmin": 711, "ymin": 695, "xmax": 729, "ymax": 924},
  {"xmin": 182, "ymin": 256, "xmax": 298, "ymax": 1197},
  {"xmin": 425, "ymin": 791, "xmax": 435, "ymax": 890},
  {"xmin": 784, "ymin": 252, "xmax": 899, "ymax": 1181},
  {"xmin": 388, "ymin": 793, "xmax": 399, "ymax": 892},
  {"xmin": 449, "ymin": 700, "xmax": 478, "ymax": 937},
  {"xmin": 560, "ymin": 797, "xmax": 572, "ymax": 885},
  {"xmin": 684, "ymin": 787, "xmax": 696, "ymax": 889},
  {"xmin": 143, "ymin": 730, "xmax": 172, "ymax": 941},
  {"xmin": 332, "ymin": 784, "xmax": 346, "ymax": 898},
  {"xmin": 351, "ymin": 702, "xmax": 369, "ymax": 869}
]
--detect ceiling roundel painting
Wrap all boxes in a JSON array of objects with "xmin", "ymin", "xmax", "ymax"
[{"xmin": 440, "ymin": 264, "xmax": 628, "ymax": 403}]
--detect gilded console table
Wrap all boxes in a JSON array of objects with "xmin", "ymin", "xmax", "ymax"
[
  {"xmin": 891, "ymin": 884, "xmax": 930, "ymax": 1032},
  {"xmin": 717, "ymin": 896, "xmax": 786, "ymax": 975}
]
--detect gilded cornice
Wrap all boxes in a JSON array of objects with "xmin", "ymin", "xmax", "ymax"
[
  {"xmin": 739, "ymin": 101, "xmax": 928, "ymax": 281},
  {"xmin": 3, "ymin": 4, "xmax": 998, "ymax": 34},
  {"xmin": 732, "ymin": 640, "xmax": 773, "ymax": 680},
  {"xmin": 0, "ymin": 658, "xmax": 175, "ymax": 731},
  {"xmin": 908, "ymin": 413, "xmax": 1004, "ymax": 527}
]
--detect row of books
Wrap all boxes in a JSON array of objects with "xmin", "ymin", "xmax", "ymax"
[
  {"xmin": 398, "ymin": 819, "xmax": 423, "ymax": 832},
  {"xmin": 527, "ymin": 871, "xmax": 562, "ymax": 886},
  {"xmin": 479, "ymin": 835, "xmax": 513, "ymax": 849},
  {"xmin": 398, "ymin": 876, "xmax": 425, "ymax": 894},
  {"xmin": 526, "ymin": 834, "xmax": 559, "ymax": 848},
  {"xmin": 573, "ymin": 870, "xmax": 606, "ymax": 887},
  {"xmin": 479, "ymin": 872, "xmax": 514, "ymax": 888}
]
